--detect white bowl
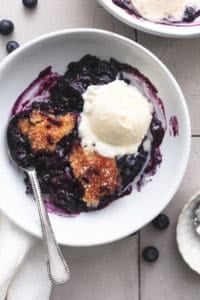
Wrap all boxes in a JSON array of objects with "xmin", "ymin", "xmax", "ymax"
[
  {"xmin": 0, "ymin": 29, "xmax": 191, "ymax": 246},
  {"xmin": 98, "ymin": 0, "xmax": 200, "ymax": 38}
]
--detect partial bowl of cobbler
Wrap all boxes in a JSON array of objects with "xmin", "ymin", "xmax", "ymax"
[
  {"xmin": 0, "ymin": 29, "xmax": 190, "ymax": 246},
  {"xmin": 98, "ymin": 0, "xmax": 200, "ymax": 37}
]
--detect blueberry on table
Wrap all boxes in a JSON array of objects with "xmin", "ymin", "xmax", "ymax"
[
  {"xmin": 152, "ymin": 213, "xmax": 170, "ymax": 230},
  {"xmin": 142, "ymin": 246, "xmax": 159, "ymax": 263},
  {"xmin": 0, "ymin": 19, "xmax": 14, "ymax": 35},
  {"xmin": 6, "ymin": 41, "xmax": 19, "ymax": 54},
  {"xmin": 22, "ymin": 0, "xmax": 38, "ymax": 8}
]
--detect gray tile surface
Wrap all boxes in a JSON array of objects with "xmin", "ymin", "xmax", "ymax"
[{"xmin": 51, "ymin": 237, "xmax": 138, "ymax": 300}]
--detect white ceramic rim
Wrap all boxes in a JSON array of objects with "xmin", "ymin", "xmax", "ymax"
[
  {"xmin": 98, "ymin": 0, "xmax": 200, "ymax": 38},
  {"xmin": 0, "ymin": 28, "xmax": 191, "ymax": 246}
]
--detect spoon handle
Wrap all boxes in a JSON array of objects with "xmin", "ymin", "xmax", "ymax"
[{"xmin": 27, "ymin": 168, "xmax": 70, "ymax": 285}]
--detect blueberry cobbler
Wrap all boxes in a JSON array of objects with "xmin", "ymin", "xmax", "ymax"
[
  {"xmin": 113, "ymin": 0, "xmax": 200, "ymax": 24},
  {"xmin": 7, "ymin": 55, "xmax": 166, "ymax": 215}
]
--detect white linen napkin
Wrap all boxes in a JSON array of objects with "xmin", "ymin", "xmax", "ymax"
[{"xmin": 0, "ymin": 213, "xmax": 52, "ymax": 300}]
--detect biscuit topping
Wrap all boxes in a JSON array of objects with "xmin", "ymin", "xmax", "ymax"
[
  {"xmin": 69, "ymin": 144, "xmax": 120, "ymax": 207},
  {"xmin": 18, "ymin": 109, "xmax": 76, "ymax": 151}
]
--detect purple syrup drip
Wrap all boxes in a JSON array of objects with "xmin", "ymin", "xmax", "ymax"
[
  {"xmin": 169, "ymin": 116, "xmax": 179, "ymax": 136},
  {"xmin": 112, "ymin": 0, "xmax": 200, "ymax": 26},
  {"xmin": 45, "ymin": 198, "xmax": 78, "ymax": 217},
  {"xmin": 11, "ymin": 67, "xmax": 59, "ymax": 116}
]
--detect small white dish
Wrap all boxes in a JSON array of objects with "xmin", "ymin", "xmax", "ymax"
[
  {"xmin": 0, "ymin": 29, "xmax": 191, "ymax": 246},
  {"xmin": 177, "ymin": 192, "xmax": 200, "ymax": 274},
  {"xmin": 98, "ymin": 0, "xmax": 200, "ymax": 38}
]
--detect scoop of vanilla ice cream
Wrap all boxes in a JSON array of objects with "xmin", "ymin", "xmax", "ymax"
[
  {"xmin": 131, "ymin": 0, "xmax": 186, "ymax": 21},
  {"xmin": 78, "ymin": 80, "xmax": 152, "ymax": 157}
]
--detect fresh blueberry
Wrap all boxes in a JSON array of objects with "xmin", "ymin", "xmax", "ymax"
[
  {"xmin": 152, "ymin": 214, "xmax": 170, "ymax": 230},
  {"xmin": 142, "ymin": 246, "xmax": 159, "ymax": 263},
  {"xmin": 6, "ymin": 41, "xmax": 19, "ymax": 54},
  {"xmin": 22, "ymin": 0, "xmax": 38, "ymax": 8},
  {"xmin": 0, "ymin": 19, "xmax": 14, "ymax": 35}
]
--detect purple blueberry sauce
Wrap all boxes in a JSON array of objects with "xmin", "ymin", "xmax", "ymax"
[
  {"xmin": 112, "ymin": 0, "xmax": 200, "ymax": 26},
  {"xmin": 169, "ymin": 116, "xmax": 179, "ymax": 137},
  {"xmin": 12, "ymin": 67, "xmax": 59, "ymax": 116},
  {"xmin": 7, "ymin": 55, "xmax": 166, "ymax": 215}
]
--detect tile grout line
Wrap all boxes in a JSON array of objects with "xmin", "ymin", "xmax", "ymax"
[
  {"xmin": 134, "ymin": 29, "xmax": 138, "ymax": 42},
  {"xmin": 138, "ymin": 231, "xmax": 141, "ymax": 300},
  {"xmin": 92, "ymin": 3, "xmax": 98, "ymax": 27},
  {"xmin": 111, "ymin": 16, "xmax": 115, "ymax": 33},
  {"xmin": 192, "ymin": 135, "xmax": 200, "ymax": 137}
]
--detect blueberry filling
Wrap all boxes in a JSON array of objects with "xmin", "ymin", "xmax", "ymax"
[
  {"xmin": 112, "ymin": 0, "xmax": 200, "ymax": 24},
  {"xmin": 183, "ymin": 7, "xmax": 197, "ymax": 22},
  {"xmin": 116, "ymin": 145, "xmax": 148, "ymax": 189},
  {"xmin": 7, "ymin": 55, "xmax": 166, "ymax": 215}
]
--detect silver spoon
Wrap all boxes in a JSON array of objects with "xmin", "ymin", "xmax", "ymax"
[{"xmin": 6, "ymin": 139, "xmax": 70, "ymax": 285}]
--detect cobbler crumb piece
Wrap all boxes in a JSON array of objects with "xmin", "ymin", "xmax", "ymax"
[
  {"xmin": 18, "ymin": 109, "xmax": 76, "ymax": 151},
  {"xmin": 69, "ymin": 144, "xmax": 120, "ymax": 207}
]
